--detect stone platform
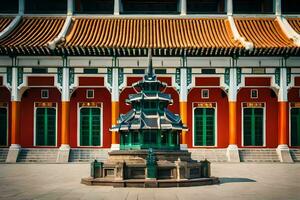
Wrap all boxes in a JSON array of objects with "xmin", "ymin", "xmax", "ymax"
[
  {"xmin": 81, "ymin": 177, "xmax": 220, "ymax": 188},
  {"xmin": 81, "ymin": 150, "xmax": 219, "ymax": 187}
]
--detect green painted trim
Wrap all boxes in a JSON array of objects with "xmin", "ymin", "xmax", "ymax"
[
  {"xmin": 298, "ymin": 112, "xmax": 300, "ymax": 146},
  {"xmin": 36, "ymin": 107, "xmax": 56, "ymax": 146},
  {"xmin": 44, "ymin": 108, "xmax": 48, "ymax": 146},
  {"xmin": 88, "ymin": 108, "xmax": 92, "ymax": 146},
  {"xmin": 251, "ymin": 108, "xmax": 256, "ymax": 146},
  {"xmin": 292, "ymin": 108, "xmax": 300, "ymax": 146},
  {"xmin": 202, "ymin": 108, "xmax": 207, "ymax": 146},
  {"xmin": 0, "ymin": 108, "xmax": 8, "ymax": 146},
  {"xmin": 80, "ymin": 111, "xmax": 82, "ymax": 145}
]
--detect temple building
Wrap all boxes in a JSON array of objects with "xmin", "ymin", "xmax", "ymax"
[{"xmin": 0, "ymin": 0, "xmax": 299, "ymax": 163}]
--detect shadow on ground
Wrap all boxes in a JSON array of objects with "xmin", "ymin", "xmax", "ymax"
[{"xmin": 219, "ymin": 177, "xmax": 256, "ymax": 184}]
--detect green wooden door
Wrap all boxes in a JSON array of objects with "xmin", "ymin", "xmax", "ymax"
[
  {"xmin": 80, "ymin": 108, "xmax": 101, "ymax": 146},
  {"xmin": 194, "ymin": 108, "xmax": 215, "ymax": 146},
  {"xmin": 243, "ymin": 108, "xmax": 264, "ymax": 146},
  {"xmin": 291, "ymin": 108, "xmax": 300, "ymax": 146},
  {"xmin": 36, "ymin": 107, "xmax": 56, "ymax": 146},
  {"xmin": 0, "ymin": 108, "xmax": 7, "ymax": 146}
]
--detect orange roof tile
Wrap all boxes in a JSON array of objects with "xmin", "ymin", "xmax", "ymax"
[
  {"xmin": 235, "ymin": 18, "xmax": 297, "ymax": 55},
  {"xmin": 287, "ymin": 18, "xmax": 300, "ymax": 34},
  {"xmin": 0, "ymin": 17, "xmax": 13, "ymax": 32},
  {"xmin": 0, "ymin": 17, "xmax": 65, "ymax": 55},
  {"xmin": 63, "ymin": 18, "xmax": 242, "ymax": 55}
]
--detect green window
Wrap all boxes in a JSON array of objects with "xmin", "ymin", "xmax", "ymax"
[
  {"xmin": 143, "ymin": 131, "xmax": 157, "ymax": 145},
  {"xmin": 291, "ymin": 108, "xmax": 300, "ymax": 146},
  {"xmin": 35, "ymin": 107, "xmax": 56, "ymax": 146},
  {"xmin": 194, "ymin": 108, "xmax": 215, "ymax": 146},
  {"xmin": 80, "ymin": 107, "xmax": 101, "ymax": 146},
  {"xmin": 0, "ymin": 108, "xmax": 8, "ymax": 146},
  {"xmin": 243, "ymin": 108, "xmax": 264, "ymax": 146}
]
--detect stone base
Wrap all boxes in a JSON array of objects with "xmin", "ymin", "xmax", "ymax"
[
  {"xmin": 276, "ymin": 145, "xmax": 293, "ymax": 163},
  {"xmin": 110, "ymin": 144, "xmax": 120, "ymax": 151},
  {"xmin": 81, "ymin": 177, "xmax": 219, "ymax": 188},
  {"xmin": 226, "ymin": 145, "xmax": 240, "ymax": 162},
  {"xmin": 56, "ymin": 145, "xmax": 70, "ymax": 163},
  {"xmin": 83, "ymin": 150, "xmax": 215, "ymax": 187},
  {"xmin": 6, "ymin": 144, "xmax": 21, "ymax": 163},
  {"xmin": 180, "ymin": 144, "xmax": 188, "ymax": 151}
]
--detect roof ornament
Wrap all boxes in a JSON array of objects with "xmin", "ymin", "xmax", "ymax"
[{"xmin": 145, "ymin": 48, "xmax": 155, "ymax": 80}]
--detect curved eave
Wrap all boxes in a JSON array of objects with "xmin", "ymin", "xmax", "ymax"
[
  {"xmin": 235, "ymin": 18, "xmax": 299, "ymax": 56},
  {"xmin": 0, "ymin": 17, "xmax": 14, "ymax": 32},
  {"xmin": 287, "ymin": 18, "xmax": 300, "ymax": 35},
  {"xmin": 0, "ymin": 17, "xmax": 65, "ymax": 56}
]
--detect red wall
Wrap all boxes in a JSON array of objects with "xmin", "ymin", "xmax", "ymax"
[
  {"xmin": 20, "ymin": 88, "xmax": 61, "ymax": 147},
  {"xmin": 187, "ymin": 88, "xmax": 229, "ymax": 148},
  {"xmin": 245, "ymin": 77, "xmax": 271, "ymax": 86},
  {"xmin": 289, "ymin": 88, "xmax": 300, "ymax": 102},
  {"xmin": 236, "ymin": 88, "xmax": 278, "ymax": 148},
  {"xmin": 27, "ymin": 77, "xmax": 54, "ymax": 86},
  {"xmin": 0, "ymin": 87, "xmax": 11, "ymax": 147},
  {"xmin": 69, "ymin": 88, "xmax": 111, "ymax": 148}
]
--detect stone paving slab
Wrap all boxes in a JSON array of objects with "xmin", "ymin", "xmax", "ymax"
[{"xmin": 0, "ymin": 163, "xmax": 299, "ymax": 200}]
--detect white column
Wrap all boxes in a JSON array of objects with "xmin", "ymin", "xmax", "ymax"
[
  {"xmin": 67, "ymin": 0, "xmax": 73, "ymax": 16},
  {"xmin": 6, "ymin": 60, "xmax": 21, "ymax": 163},
  {"xmin": 179, "ymin": 65, "xmax": 188, "ymax": 150},
  {"xmin": 275, "ymin": 0, "xmax": 281, "ymax": 16},
  {"xmin": 179, "ymin": 68, "xmax": 187, "ymax": 102},
  {"xmin": 278, "ymin": 67, "xmax": 287, "ymax": 102},
  {"xmin": 180, "ymin": 0, "xmax": 187, "ymax": 16},
  {"xmin": 276, "ymin": 67, "xmax": 293, "ymax": 162},
  {"xmin": 11, "ymin": 67, "xmax": 20, "ymax": 102},
  {"xmin": 114, "ymin": 0, "xmax": 120, "ymax": 15},
  {"xmin": 228, "ymin": 68, "xmax": 237, "ymax": 102},
  {"xmin": 57, "ymin": 61, "xmax": 71, "ymax": 163},
  {"xmin": 19, "ymin": 0, "xmax": 24, "ymax": 15},
  {"xmin": 62, "ymin": 67, "xmax": 70, "ymax": 102},
  {"xmin": 111, "ymin": 58, "xmax": 120, "ymax": 150},
  {"xmin": 226, "ymin": 59, "xmax": 240, "ymax": 162},
  {"xmin": 227, "ymin": 0, "xmax": 233, "ymax": 16}
]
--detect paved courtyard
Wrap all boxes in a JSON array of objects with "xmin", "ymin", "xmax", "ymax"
[{"xmin": 0, "ymin": 163, "xmax": 299, "ymax": 200}]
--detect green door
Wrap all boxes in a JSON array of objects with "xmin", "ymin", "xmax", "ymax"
[
  {"xmin": 291, "ymin": 108, "xmax": 300, "ymax": 146},
  {"xmin": 80, "ymin": 108, "xmax": 101, "ymax": 146},
  {"xmin": 243, "ymin": 108, "xmax": 264, "ymax": 146},
  {"xmin": 0, "ymin": 108, "xmax": 7, "ymax": 146},
  {"xmin": 194, "ymin": 108, "xmax": 215, "ymax": 146},
  {"xmin": 36, "ymin": 107, "xmax": 56, "ymax": 146}
]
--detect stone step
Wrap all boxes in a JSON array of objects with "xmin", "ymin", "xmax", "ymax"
[
  {"xmin": 69, "ymin": 149, "xmax": 109, "ymax": 163},
  {"xmin": 239, "ymin": 149, "xmax": 280, "ymax": 162},
  {"xmin": 17, "ymin": 149, "xmax": 58, "ymax": 163},
  {"xmin": 290, "ymin": 149, "xmax": 300, "ymax": 162},
  {"xmin": 0, "ymin": 149, "xmax": 8, "ymax": 162},
  {"xmin": 189, "ymin": 149, "xmax": 227, "ymax": 162}
]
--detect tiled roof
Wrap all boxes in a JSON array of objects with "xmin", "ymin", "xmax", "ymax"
[
  {"xmin": 235, "ymin": 18, "xmax": 298, "ymax": 55},
  {"xmin": 0, "ymin": 17, "xmax": 13, "ymax": 32},
  {"xmin": 63, "ymin": 18, "xmax": 242, "ymax": 56},
  {"xmin": 0, "ymin": 16, "xmax": 299, "ymax": 56},
  {"xmin": 0, "ymin": 17, "xmax": 65, "ymax": 55},
  {"xmin": 287, "ymin": 18, "xmax": 300, "ymax": 34}
]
